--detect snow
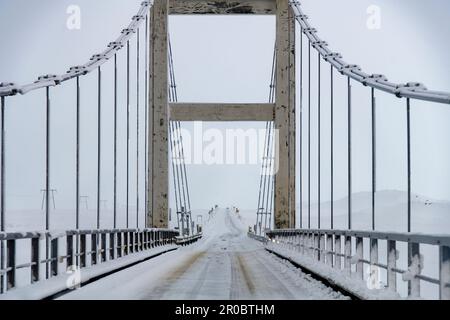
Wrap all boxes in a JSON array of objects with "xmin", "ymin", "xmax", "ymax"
[
  {"xmin": 58, "ymin": 208, "xmax": 348, "ymax": 300},
  {"xmin": 238, "ymin": 191, "xmax": 450, "ymax": 300},
  {"xmin": 265, "ymin": 243, "xmax": 400, "ymax": 300},
  {"xmin": 3, "ymin": 190, "xmax": 449, "ymax": 299},
  {"xmin": 0, "ymin": 245, "xmax": 178, "ymax": 300}
]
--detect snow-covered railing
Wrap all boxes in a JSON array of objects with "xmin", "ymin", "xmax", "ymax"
[
  {"xmin": 0, "ymin": 2, "xmax": 158, "ymax": 298},
  {"xmin": 266, "ymin": 229, "xmax": 450, "ymax": 300},
  {"xmin": 248, "ymin": 232, "xmax": 269, "ymax": 244},
  {"xmin": 0, "ymin": 228, "xmax": 178, "ymax": 295},
  {"xmin": 175, "ymin": 233, "xmax": 202, "ymax": 246}
]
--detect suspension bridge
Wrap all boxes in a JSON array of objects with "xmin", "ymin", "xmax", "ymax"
[{"xmin": 0, "ymin": 0, "xmax": 450, "ymax": 300}]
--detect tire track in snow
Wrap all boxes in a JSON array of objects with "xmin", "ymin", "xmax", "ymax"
[
  {"xmin": 184, "ymin": 253, "xmax": 212, "ymax": 300},
  {"xmin": 236, "ymin": 254, "xmax": 255, "ymax": 294},
  {"xmin": 250, "ymin": 250, "xmax": 298, "ymax": 299},
  {"xmin": 229, "ymin": 252, "xmax": 255, "ymax": 299},
  {"xmin": 142, "ymin": 250, "xmax": 206, "ymax": 299}
]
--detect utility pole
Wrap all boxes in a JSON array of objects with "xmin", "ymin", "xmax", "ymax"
[{"xmin": 41, "ymin": 188, "xmax": 57, "ymax": 210}]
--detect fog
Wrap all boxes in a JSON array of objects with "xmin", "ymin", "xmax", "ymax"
[{"xmin": 0, "ymin": 0, "xmax": 449, "ymax": 219}]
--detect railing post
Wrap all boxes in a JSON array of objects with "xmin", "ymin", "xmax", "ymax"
[
  {"xmin": 407, "ymin": 242, "xmax": 421, "ymax": 298},
  {"xmin": 6, "ymin": 239, "xmax": 15, "ymax": 289},
  {"xmin": 319, "ymin": 233, "xmax": 325, "ymax": 262},
  {"xmin": 344, "ymin": 236, "xmax": 351, "ymax": 275},
  {"xmin": 439, "ymin": 245, "xmax": 450, "ymax": 300},
  {"xmin": 157, "ymin": 230, "xmax": 160, "ymax": 247},
  {"xmin": 117, "ymin": 232, "xmax": 122, "ymax": 258},
  {"xmin": 285, "ymin": 232, "xmax": 289, "ymax": 249},
  {"xmin": 137, "ymin": 231, "xmax": 140, "ymax": 250},
  {"xmin": 31, "ymin": 237, "xmax": 40, "ymax": 283},
  {"xmin": 292, "ymin": 232, "xmax": 297, "ymax": 251},
  {"xmin": 80, "ymin": 234, "xmax": 86, "ymax": 268},
  {"xmin": 101, "ymin": 233, "xmax": 107, "ymax": 262},
  {"xmin": 370, "ymin": 238, "xmax": 378, "ymax": 265},
  {"xmin": 150, "ymin": 231, "xmax": 153, "ymax": 248},
  {"xmin": 289, "ymin": 232, "xmax": 293, "ymax": 250},
  {"xmin": 134, "ymin": 231, "xmax": 139, "ymax": 252},
  {"xmin": 151, "ymin": 231, "xmax": 154, "ymax": 247},
  {"xmin": 91, "ymin": 233, "xmax": 98, "ymax": 265},
  {"xmin": 356, "ymin": 237, "xmax": 364, "ymax": 280},
  {"xmin": 299, "ymin": 233, "xmax": 303, "ymax": 254},
  {"xmin": 334, "ymin": 235, "xmax": 341, "ymax": 270},
  {"xmin": 369, "ymin": 238, "xmax": 378, "ymax": 288},
  {"xmin": 300, "ymin": 232, "xmax": 306, "ymax": 255},
  {"xmin": 326, "ymin": 234, "xmax": 333, "ymax": 267},
  {"xmin": 50, "ymin": 238, "xmax": 59, "ymax": 276},
  {"xmin": 131, "ymin": 231, "xmax": 135, "ymax": 252},
  {"xmin": 304, "ymin": 233, "xmax": 309, "ymax": 255},
  {"xmin": 144, "ymin": 231, "xmax": 148, "ymax": 249},
  {"xmin": 130, "ymin": 232, "xmax": 134, "ymax": 253},
  {"xmin": 142, "ymin": 231, "xmax": 146, "ymax": 250},
  {"xmin": 308, "ymin": 232, "xmax": 313, "ymax": 257},
  {"xmin": 137, "ymin": 231, "xmax": 141, "ymax": 251},
  {"xmin": 387, "ymin": 240, "xmax": 397, "ymax": 291},
  {"xmin": 124, "ymin": 232, "xmax": 129, "ymax": 255},
  {"xmin": 287, "ymin": 231, "xmax": 291, "ymax": 249},
  {"xmin": 109, "ymin": 233, "xmax": 115, "ymax": 260},
  {"xmin": 67, "ymin": 234, "xmax": 74, "ymax": 269},
  {"xmin": 291, "ymin": 232, "xmax": 295, "ymax": 250}
]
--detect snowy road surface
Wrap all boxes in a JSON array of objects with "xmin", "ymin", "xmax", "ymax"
[{"xmin": 60, "ymin": 209, "xmax": 347, "ymax": 300}]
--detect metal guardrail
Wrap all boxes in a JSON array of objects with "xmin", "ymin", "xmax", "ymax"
[
  {"xmin": 266, "ymin": 229, "xmax": 450, "ymax": 300},
  {"xmin": 0, "ymin": 1, "xmax": 153, "ymax": 97},
  {"xmin": 0, "ymin": 228, "xmax": 178, "ymax": 294},
  {"xmin": 175, "ymin": 233, "xmax": 202, "ymax": 246},
  {"xmin": 248, "ymin": 232, "xmax": 269, "ymax": 244},
  {"xmin": 289, "ymin": 1, "xmax": 450, "ymax": 105},
  {"xmin": 0, "ymin": 2, "xmax": 158, "ymax": 297}
]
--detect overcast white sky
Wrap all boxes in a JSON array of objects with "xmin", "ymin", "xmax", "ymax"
[{"xmin": 0, "ymin": 0, "xmax": 449, "ymax": 221}]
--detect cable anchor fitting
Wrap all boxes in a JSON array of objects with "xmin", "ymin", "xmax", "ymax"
[{"xmin": 339, "ymin": 64, "xmax": 361, "ymax": 76}]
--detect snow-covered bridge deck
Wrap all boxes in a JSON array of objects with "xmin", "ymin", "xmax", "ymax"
[{"xmin": 60, "ymin": 209, "xmax": 346, "ymax": 300}]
